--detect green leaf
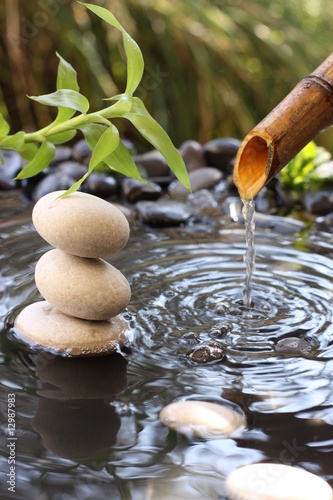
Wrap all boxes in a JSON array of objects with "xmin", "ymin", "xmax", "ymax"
[
  {"xmin": 122, "ymin": 97, "xmax": 190, "ymax": 190},
  {"xmin": 105, "ymin": 140, "xmax": 146, "ymax": 182},
  {"xmin": 79, "ymin": 123, "xmax": 106, "ymax": 151},
  {"xmin": 0, "ymin": 131, "xmax": 25, "ymax": 150},
  {"xmin": 102, "ymin": 93, "xmax": 133, "ymax": 117},
  {"xmin": 19, "ymin": 143, "xmax": 39, "ymax": 162},
  {"xmin": 28, "ymin": 89, "xmax": 90, "ymax": 114},
  {"xmin": 56, "ymin": 52, "xmax": 79, "ymax": 92},
  {"xmin": 15, "ymin": 140, "xmax": 56, "ymax": 179},
  {"xmin": 47, "ymin": 129, "xmax": 77, "ymax": 144},
  {"xmin": 0, "ymin": 113, "xmax": 10, "ymax": 136},
  {"xmin": 89, "ymin": 124, "xmax": 119, "ymax": 170},
  {"xmin": 82, "ymin": 3, "xmax": 144, "ymax": 94},
  {"xmin": 54, "ymin": 52, "xmax": 80, "ymax": 124}
]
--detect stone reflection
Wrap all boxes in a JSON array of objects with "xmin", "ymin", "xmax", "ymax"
[{"xmin": 32, "ymin": 352, "xmax": 127, "ymax": 460}]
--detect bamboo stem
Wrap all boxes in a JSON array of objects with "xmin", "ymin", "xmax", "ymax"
[{"xmin": 233, "ymin": 53, "xmax": 333, "ymax": 200}]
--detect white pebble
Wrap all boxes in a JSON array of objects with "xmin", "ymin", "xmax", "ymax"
[
  {"xmin": 159, "ymin": 400, "xmax": 246, "ymax": 438},
  {"xmin": 225, "ymin": 463, "xmax": 333, "ymax": 500}
]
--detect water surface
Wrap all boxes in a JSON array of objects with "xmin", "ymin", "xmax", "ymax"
[{"xmin": 1, "ymin": 192, "xmax": 333, "ymax": 499}]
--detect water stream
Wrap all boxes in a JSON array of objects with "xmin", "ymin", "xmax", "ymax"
[
  {"xmin": 241, "ymin": 198, "xmax": 255, "ymax": 308},
  {"xmin": 1, "ymin": 192, "xmax": 333, "ymax": 499}
]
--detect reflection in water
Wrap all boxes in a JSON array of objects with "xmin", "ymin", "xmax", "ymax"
[
  {"xmin": 32, "ymin": 353, "xmax": 127, "ymax": 460},
  {"xmin": 1, "ymin": 193, "xmax": 333, "ymax": 498}
]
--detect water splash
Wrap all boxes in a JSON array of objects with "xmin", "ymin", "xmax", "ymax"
[{"xmin": 242, "ymin": 198, "xmax": 256, "ymax": 307}]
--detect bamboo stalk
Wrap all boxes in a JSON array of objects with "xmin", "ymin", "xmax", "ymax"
[{"xmin": 233, "ymin": 52, "xmax": 333, "ymax": 200}]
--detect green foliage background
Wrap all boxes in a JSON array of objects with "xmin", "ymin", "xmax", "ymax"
[{"xmin": 1, "ymin": 0, "xmax": 332, "ymax": 151}]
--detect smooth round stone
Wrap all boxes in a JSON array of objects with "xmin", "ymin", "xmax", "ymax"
[
  {"xmin": 32, "ymin": 190, "xmax": 129, "ymax": 258},
  {"xmin": 14, "ymin": 301, "xmax": 130, "ymax": 356},
  {"xmin": 225, "ymin": 463, "xmax": 333, "ymax": 500},
  {"xmin": 159, "ymin": 400, "xmax": 246, "ymax": 438},
  {"xmin": 35, "ymin": 249, "xmax": 131, "ymax": 320},
  {"xmin": 168, "ymin": 167, "xmax": 222, "ymax": 198}
]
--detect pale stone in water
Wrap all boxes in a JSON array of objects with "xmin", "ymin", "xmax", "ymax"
[
  {"xmin": 35, "ymin": 249, "xmax": 131, "ymax": 320},
  {"xmin": 32, "ymin": 190, "xmax": 129, "ymax": 258},
  {"xmin": 225, "ymin": 463, "xmax": 333, "ymax": 500},
  {"xmin": 14, "ymin": 301, "xmax": 129, "ymax": 356},
  {"xmin": 159, "ymin": 400, "xmax": 246, "ymax": 438}
]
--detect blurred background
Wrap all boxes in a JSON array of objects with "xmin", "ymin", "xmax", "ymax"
[{"xmin": 0, "ymin": 0, "xmax": 332, "ymax": 152}]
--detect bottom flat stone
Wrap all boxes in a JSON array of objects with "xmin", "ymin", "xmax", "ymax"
[{"xmin": 14, "ymin": 301, "xmax": 130, "ymax": 356}]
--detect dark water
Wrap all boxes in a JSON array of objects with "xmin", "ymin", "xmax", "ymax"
[{"xmin": 1, "ymin": 192, "xmax": 333, "ymax": 499}]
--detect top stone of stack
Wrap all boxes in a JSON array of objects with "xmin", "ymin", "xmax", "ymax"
[{"xmin": 32, "ymin": 190, "xmax": 130, "ymax": 258}]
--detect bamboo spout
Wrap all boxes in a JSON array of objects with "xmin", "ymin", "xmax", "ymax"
[{"xmin": 233, "ymin": 52, "xmax": 333, "ymax": 200}]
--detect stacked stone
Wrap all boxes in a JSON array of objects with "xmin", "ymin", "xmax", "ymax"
[{"xmin": 14, "ymin": 191, "xmax": 131, "ymax": 356}]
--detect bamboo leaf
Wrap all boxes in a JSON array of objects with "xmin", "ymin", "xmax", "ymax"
[
  {"xmin": 28, "ymin": 89, "xmax": 90, "ymax": 114},
  {"xmin": 105, "ymin": 140, "xmax": 146, "ymax": 182},
  {"xmin": 15, "ymin": 140, "xmax": 56, "ymax": 179},
  {"xmin": 0, "ymin": 113, "xmax": 10, "ymax": 136},
  {"xmin": 47, "ymin": 129, "xmax": 77, "ymax": 144},
  {"xmin": 124, "ymin": 97, "xmax": 190, "ymax": 190},
  {"xmin": 54, "ymin": 52, "xmax": 80, "ymax": 124},
  {"xmin": 102, "ymin": 93, "xmax": 133, "ymax": 117},
  {"xmin": 0, "ymin": 132, "xmax": 25, "ymax": 150},
  {"xmin": 89, "ymin": 124, "xmax": 119, "ymax": 170},
  {"xmin": 56, "ymin": 52, "xmax": 80, "ymax": 92},
  {"xmin": 79, "ymin": 123, "xmax": 106, "ymax": 151},
  {"xmin": 82, "ymin": 3, "xmax": 144, "ymax": 94},
  {"xmin": 19, "ymin": 143, "xmax": 39, "ymax": 162}
]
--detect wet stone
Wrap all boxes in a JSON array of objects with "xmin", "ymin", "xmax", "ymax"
[
  {"xmin": 0, "ymin": 150, "xmax": 22, "ymax": 179},
  {"xmin": 168, "ymin": 167, "xmax": 222, "ymax": 199},
  {"xmin": 72, "ymin": 138, "xmax": 92, "ymax": 162},
  {"xmin": 0, "ymin": 174, "xmax": 17, "ymax": 190},
  {"xmin": 122, "ymin": 178, "xmax": 162, "ymax": 203},
  {"xmin": 84, "ymin": 172, "xmax": 118, "ymax": 198},
  {"xmin": 31, "ymin": 173, "xmax": 76, "ymax": 202},
  {"xmin": 177, "ymin": 332, "xmax": 200, "ymax": 345},
  {"xmin": 316, "ymin": 212, "xmax": 333, "ymax": 227},
  {"xmin": 275, "ymin": 337, "xmax": 316, "ymax": 356},
  {"xmin": 223, "ymin": 196, "xmax": 243, "ymax": 221},
  {"xmin": 255, "ymin": 186, "xmax": 277, "ymax": 213},
  {"xmin": 179, "ymin": 140, "xmax": 206, "ymax": 172},
  {"xmin": 136, "ymin": 199, "xmax": 195, "ymax": 227},
  {"xmin": 50, "ymin": 146, "xmax": 72, "ymax": 165},
  {"xmin": 203, "ymin": 137, "xmax": 241, "ymax": 173},
  {"xmin": 57, "ymin": 161, "xmax": 87, "ymax": 181},
  {"xmin": 302, "ymin": 190, "xmax": 333, "ymax": 215},
  {"xmin": 133, "ymin": 149, "xmax": 170, "ymax": 177},
  {"xmin": 188, "ymin": 189, "xmax": 218, "ymax": 208},
  {"xmin": 187, "ymin": 341, "xmax": 224, "ymax": 363}
]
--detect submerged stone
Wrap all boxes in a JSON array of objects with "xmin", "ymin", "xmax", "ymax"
[
  {"xmin": 32, "ymin": 190, "xmax": 129, "ymax": 258},
  {"xmin": 187, "ymin": 341, "xmax": 224, "ymax": 363},
  {"xmin": 225, "ymin": 463, "xmax": 333, "ymax": 500},
  {"xmin": 275, "ymin": 337, "xmax": 315, "ymax": 357},
  {"xmin": 159, "ymin": 400, "xmax": 246, "ymax": 438},
  {"xmin": 14, "ymin": 301, "xmax": 129, "ymax": 356},
  {"xmin": 35, "ymin": 249, "xmax": 131, "ymax": 321}
]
